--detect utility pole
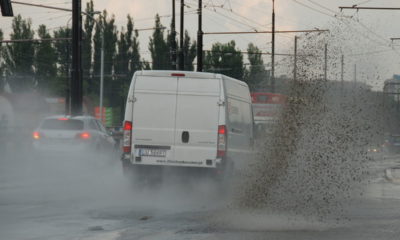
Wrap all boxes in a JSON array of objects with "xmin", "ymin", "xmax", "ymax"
[
  {"xmin": 271, "ymin": 0, "xmax": 275, "ymax": 92},
  {"xmin": 354, "ymin": 64, "xmax": 357, "ymax": 83},
  {"xmin": 197, "ymin": 0, "xmax": 203, "ymax": 72},
  {"xmin": 341, "ymin": 54, "xmax": 344, "ymax": 90},
  {"xmin": 99, "ymin": 23, "xmax": 104, "ymax": 123},
  {"xmin": 171, "ymin": 0, "xmax": 177, "ymax": 70},
  {"xmin": 71, "ymin": 0, "xmax": 82, "ymax": 116},
  {"xmin": 324, "ymin": 43, "xmax": 328, "ymax": 81},
  {"xmin": 179, "ymin": 0, "xmax": 184, "ymax": 70},
  {"xmin": 293, "ymin": 36, "xmax": 298, "ymax": 82},
  {"xmin": 0, "ymin": 0, "xmax": 13, "ymax": 16}
]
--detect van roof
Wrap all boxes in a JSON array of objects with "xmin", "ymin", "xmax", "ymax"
[{"xmin": 137, "ymin": 70, "xmax": 218, "ymax": 79}]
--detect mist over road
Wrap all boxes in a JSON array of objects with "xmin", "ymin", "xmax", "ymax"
[{"xmin": 1, "ymin": 139, "xmax": 400, "ymax": 240}]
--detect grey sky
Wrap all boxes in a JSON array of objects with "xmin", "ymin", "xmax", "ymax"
[{"xmin": 1, "ymin": 0, "xmax": 399, "ymax": 89}]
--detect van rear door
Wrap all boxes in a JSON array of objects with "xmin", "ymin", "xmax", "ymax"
[
  {"xmin": 173, "ymin": 77, "xmax": 221, "ymax": 167},
  {"xmin": 131, "ymin": 75, "xmax": 177, "ymax": 164}
]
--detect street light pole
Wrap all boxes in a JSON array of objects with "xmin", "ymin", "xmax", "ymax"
[
  {"xmin": 271, "ymin": 0, "xmax": 275, "ymax": 92},
  {"xmin": 85, "ymin": 11, "xmax": 105, "ymax": 122},
  {"xmin": 197, "ymin": 0, "xmax": 203, "ymax": 72},
  {"xmin": 99, "ymin": 27, "xmax": 104, "ymax": 123},
  {"xmin": 294, "ymin": 36, "xmax": 298, "ymax": 82},
  {"xmin": 179, "ymin": 0, "xmax": 185, "ymax": 70}
]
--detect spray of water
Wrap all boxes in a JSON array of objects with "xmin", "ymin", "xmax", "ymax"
[{"xmin": 230, "ymin": 18, "xmax": 389, "ymax": 222}]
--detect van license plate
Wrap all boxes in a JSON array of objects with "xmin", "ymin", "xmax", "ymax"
[{"xmin": 138, "ymin": 148, "xmax": 166, "ymax": 157}]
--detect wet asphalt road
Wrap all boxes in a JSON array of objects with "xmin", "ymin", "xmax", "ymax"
[{"xmin": 1, "ymin": 147, "xmax": 400, "ymax": 240}]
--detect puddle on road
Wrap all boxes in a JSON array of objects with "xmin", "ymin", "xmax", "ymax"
[{"xmin": 211, "ymin": 210, "xmax": 335, "ymax": 232}]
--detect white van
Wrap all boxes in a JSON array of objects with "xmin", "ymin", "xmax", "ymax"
[{"xmin": 121, "ymin": 70, "xmax": 254, "ymax": 177}]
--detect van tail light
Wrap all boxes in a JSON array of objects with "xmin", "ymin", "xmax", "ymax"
[
  {"xmin": 217, "ymin": 125, "xmax": 227, "ymax": 157},
  {"xmin": 171, "ymin": 73, "xmax": 185, "ymax": 77},
  {"xmin": 33, "ymin": 131, "xmax": 41, "ymax": 140},
  {"xmin": 76, "ymin": 132, "xmax": 91, "ymax": 139},
  {"xmin": 123, "ymin": 121, "xmax": 132, "ymax": 153}
]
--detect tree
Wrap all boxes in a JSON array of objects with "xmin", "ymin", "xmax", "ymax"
[
  {"xmin": 114, "ymin": 15, "xmax": 142, "ymax": 123},
  {"xmin": 115, "ymin": 29, "xmax": 129, "ymax": 78},
  {"xmin": 2, "ymin": 15, "xmax": 35, "ymax": 92},
  {"xmin": 204, "ymin": 40, "xmax": 244, "ymax": 80},
  {"xmin": 182, "ymin": 30, "xmax": 196, "ymax": 71},
  {"xmin": 166, "ymin": 20, "xmax": 177, "ymax": 69},
  {"xmin": 53, "ymin": 27, "xmax": 71, "ymax": 96},
  {"xmin": 35, "ymin": 25, "xmax": 57, "ymax": 94},
  {"xmin": 82, "ymin": 0, "xmax": 95, "ymax": 94},
  {"xmin": 246, "ymin": 43, "xmax": 268, "ymax": 89},
  {"xmin": 93, "ymin": 10, "xmax": 118, "ymax": 102},
  {"xmin": 126, "ymin": 15, "xmax": 141, "ymax": 75},
  {"xmin": 149, "ymin": 14, "xmax": 169, "ymax": 70},
  {"xmin": 115, "ymin": 15, "xmax": 141, "ymax": 94}
]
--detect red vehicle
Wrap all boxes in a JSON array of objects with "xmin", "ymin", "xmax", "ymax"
[{"xmin": 251, "ymin": 92, "xmax": 287, "ymax": 127}]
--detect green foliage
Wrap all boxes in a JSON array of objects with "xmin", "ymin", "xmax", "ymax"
[
  {"xmin": 115, "ymin": 30, "xmax": 129, "ymax": 76},
  {"xmin": 245, "ymin": 43, "xmax": 268, "ymax": 90},
  {"xmin": 182, "ymin": 30, "xmax": 196, "ymax": 71},
  {"xmin": 92, "ymin": 10, "xmax": 118, "ymax": 112},
  {"xmin": 204, "ymin": 40, "xmax": 244, "ymax": 80},
  {"xmin": 149, "ymin": 14, "xmax": 170, "ymax": 70},
  {"xmin": 115, "ymin": 15, "xmax": 141, "ymax": 90},
  {"xmin": 126, "ymin": 15, "xmax": 141, "ymax": 75},
  {"xmin": 3, "ymin": 15, "xmax": 35, "ymax": 92},
  {"xmin": 0, "ymin": 9, "xmax": 259, "ymax": 121},
  {"xmin": 114, "ymin": 15, "xmax": 142, "ymax": 123},
  {"xmin": 53, "ymin": 27, "xmax": 71, "ymax": 96},
  {"xmin": 166, "ymin": 21, "xmax": 177, "ymax": 69},
  {"xmin": 93, "ymin": 10, "xmax": 118, "ymax": 76},
  {"xmin": 142, "ymin": 61, "xmax": 151, "ymax": 70},
  {"xmin": 35, "ymin": 25, "xmax": 57, "ymax": 94},
  {"xmin": 82, "ymin": 0, "xmax": 95, "ymax": 94}
]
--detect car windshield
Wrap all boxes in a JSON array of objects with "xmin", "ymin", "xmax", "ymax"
[{"xmin": 40, "ymin": 119, "xmax": 84, "ymax": 130}]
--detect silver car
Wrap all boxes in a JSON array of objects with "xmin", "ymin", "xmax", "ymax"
[{"xmin": 32, "ymin": 115, "xmax": 117, "ymax": 157}]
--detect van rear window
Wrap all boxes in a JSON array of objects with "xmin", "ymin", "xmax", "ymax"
[{"xmin": 41, "ymin": 119, "xmax": 84, "ymax": 130}]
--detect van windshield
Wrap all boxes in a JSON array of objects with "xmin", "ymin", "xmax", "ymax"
[{"xmin": 41, "ymin": 119, "xmax": 84, "ymax": 130}]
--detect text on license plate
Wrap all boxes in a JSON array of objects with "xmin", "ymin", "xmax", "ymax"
[{"xmin": 137, "ymin": 148, "xmax": 166, "ymax": 157}]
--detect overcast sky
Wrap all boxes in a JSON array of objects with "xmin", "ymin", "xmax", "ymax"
[{"xmin": 1, "ymin": 0, "xmax": 399, "ymax": 89}]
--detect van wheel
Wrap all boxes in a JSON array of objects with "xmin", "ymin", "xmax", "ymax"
[
  {"xmin": 215, "ymin": 161, "xmax": 234, "ymax": 192},
  {"xmin": 122, "ymin": 159, "xmax": 135, "ymax": 183}
]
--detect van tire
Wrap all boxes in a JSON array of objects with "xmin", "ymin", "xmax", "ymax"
[
  {"xmin": 122, "ymin": 159, "xmax": 135, "ymax": 181},
  {"xmin": 215, "ymin": 160, "xmax": 234, "ymax": 190}
]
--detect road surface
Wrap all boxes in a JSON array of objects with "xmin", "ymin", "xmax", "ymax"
[{"xmin": 1, "ymin": 148, "xmax": 400, "ymax": 240}]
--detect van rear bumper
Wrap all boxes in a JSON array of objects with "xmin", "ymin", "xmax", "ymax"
[{"xmin": 121, "ymin": 153, "xmax": 221, "ymax": 168}]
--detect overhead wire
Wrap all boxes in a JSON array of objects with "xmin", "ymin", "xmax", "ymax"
[
  {"xmin": 204, "ymin": 4, "xmax": 270, "ymax": 29},
  {"xmin": 291, "ymin": 0, "xmax": 400, "ymax": 56}
]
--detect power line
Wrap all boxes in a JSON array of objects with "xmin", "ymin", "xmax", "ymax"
[
  {"xmin": 203, "ymin": 29, "xmax": 329, "ymax": 35},
  {"xmin": 340, "ymin": 6, "xmax": 400, "ymax": 11},
  {"xmin": 0, "ymin": 37, "xmax": 71, "ymax": 43},
  {"xmin": 204, "ymin": 49, "xmax": 313, "ymax": 57},
  {"xmin": 348, "ymin": 49, "xmax": 395, "ymax": 56},
  {"xmin": 291, "ymin": 0, "xmax": 335, "ymax": 18},
  {"xmin": 186, "ymin": 1, "xmax": 260, "ymax": 31},
  {"xmin": 11, "ymin": 1, "xmax": 70, "ymax": 12},
  {"xmin": 292, "ymin": 0, "xmax": 396, "ymax": 51},
  {"xmin": 305, "ymin": 0, "xmax": 337, "ymax": 14},
  {"xmin": 356, "ymin": 20, "xmax": 389, "ymax": 45},
  {"xmin": 188, "ymin": 1, "xmax": 268, "ymax": 52},
  {"xmin": 203, "ymin": 4, "xmax": 270, "ymax": 28}
]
